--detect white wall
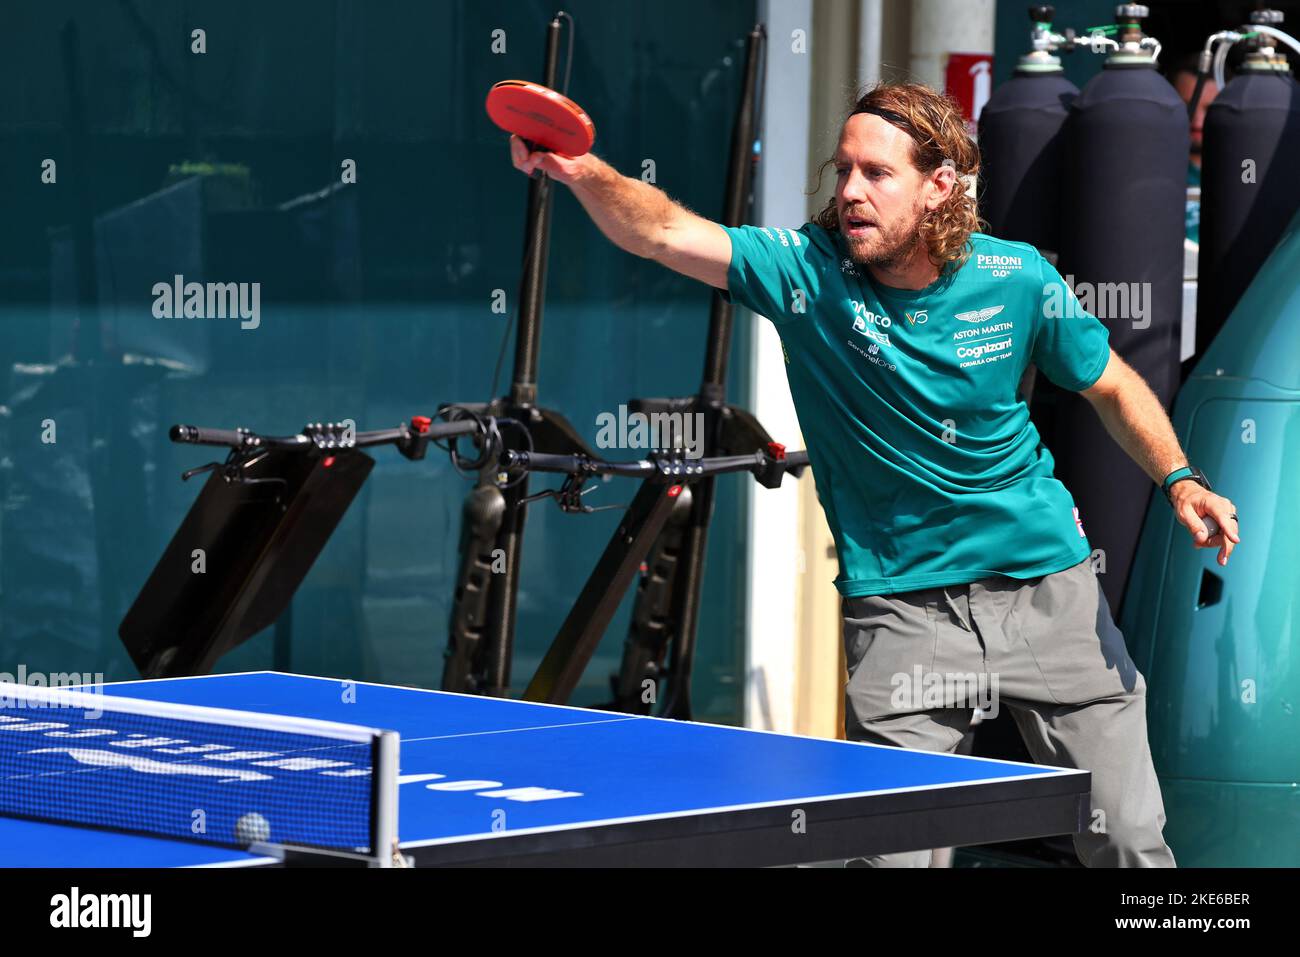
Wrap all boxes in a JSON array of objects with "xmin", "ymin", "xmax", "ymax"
[
  {"xmin": 908, "ymin": 0, "xmax": 995, "ymax": 87},
  {"xmin": 744, "ymin": 0, "xmax": 814, "ymax": 732}
]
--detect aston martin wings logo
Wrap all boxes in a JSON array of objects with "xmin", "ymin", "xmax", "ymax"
[{"xmin": 954, "ymin": 305, "xmax": 1005, "ymax": 323}]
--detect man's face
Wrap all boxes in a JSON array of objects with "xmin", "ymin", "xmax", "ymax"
[
  {"xmin": 834, "ymin": 113, "xmax": 944, "ymax": 267},
  {"xmin": 1173, "ymin": 70, "xmax": 1218, "ymax": 155}
]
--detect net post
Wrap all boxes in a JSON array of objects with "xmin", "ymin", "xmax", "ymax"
[{"xmin": 372, "ymin": 731, "xmax": 400, "ymax": 867}]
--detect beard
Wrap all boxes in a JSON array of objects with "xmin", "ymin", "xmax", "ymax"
[{"xmin": 841, "ymin": 203, "xmax": 925, "ymax": 268}]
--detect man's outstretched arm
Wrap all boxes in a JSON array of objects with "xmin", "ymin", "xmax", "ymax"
[
  {"xmin": 1081, "ymin": 348, "xmax": 1240, "ymax": 565},
  {"xmin": 511, "ymin": 137, "xmax": 732, "ymax": 289}
]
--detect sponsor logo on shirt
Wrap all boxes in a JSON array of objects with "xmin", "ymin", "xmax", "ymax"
[
  {"xmin": 845, "ymin": 337, "xmax": 897, "ymax": 372},
  {"xmin": 759, "ymin": 227, "xmax": 802, "ymax": 248},
  {"xmin": 954, "ymin": 304, "xmax": 1005, "ymax": 323},
  {"xmin": 905, "ymin": 309, "xmax": 928, "ymax": 325},
  {"xmin": 951, "ymin": 305, "xmax": 1015, "ymax": 369},
  {"xmin": 955, "ymin": 336, "xmax": 1013, "ymax": 363},
  {"xmin": 840, "ymin": 257, "xmax": 858, "ymax": 275},
  {"xmin": 951, "ymin": 305, "xmax": 1015, "ymax": 368},
  {"xmin": 975, "ymin": 254, "xmax": 1022, "ymax": 278},
  {"xmin": 952, "ymin": 321, "xmax": 1013, "ymax": 341},
  {"xmin": 852, "ymin": 316, "xmax": 891, "ymax": 348},
  {"xmin": 850, "ymin": 301, "xmax": 892, "ymax": 328},
  {"xmin": 850, "ymin": 301, "xmax": 893, "ymax": 348}
]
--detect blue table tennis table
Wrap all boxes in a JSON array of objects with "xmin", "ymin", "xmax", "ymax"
[{"xmin": 0, "ymin": 672, "xmax": 1090, "ymax": 867}]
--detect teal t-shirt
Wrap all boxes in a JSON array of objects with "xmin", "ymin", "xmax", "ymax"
[{"xmin": 723, "ymin": 224, "xmax": 1111, "ymax": 597}]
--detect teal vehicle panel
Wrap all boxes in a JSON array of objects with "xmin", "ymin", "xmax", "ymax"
[{"xmin": 1121, "ymin": 208, "xmax": 1300, "ymax": 866}]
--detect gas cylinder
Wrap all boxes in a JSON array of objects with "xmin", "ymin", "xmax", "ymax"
[
  {"xmin": 978, "ymin": 5, "xmax": 1078, "ymax": 256},
  {"xmin": 1038, "ymin": 3, "xmax": 1188, "ymax": 613},
  {"xmin": 1196, "ymin": 7, "xmax": 1300, "ymax": 355}
]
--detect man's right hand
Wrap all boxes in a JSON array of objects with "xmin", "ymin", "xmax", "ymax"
[{"xmin": 510, "ymin": 135, "xmax": 589, "ymax": 185}]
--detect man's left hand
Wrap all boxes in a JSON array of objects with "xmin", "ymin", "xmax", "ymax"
[{"xmin": 1171, "ymin": 485, "xmax": 1240, "ymax": 566}]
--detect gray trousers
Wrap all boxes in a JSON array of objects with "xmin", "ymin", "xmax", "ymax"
[{"xmin": 842, "ymin": 557, "xmax": 1176, "ymax": 867}]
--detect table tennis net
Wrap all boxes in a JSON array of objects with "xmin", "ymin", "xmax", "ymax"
[{"xmin": 0, "ymin": 683, "xmax": 395, "ymax": 859}]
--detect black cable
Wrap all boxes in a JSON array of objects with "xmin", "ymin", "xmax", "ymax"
[
  {"xmin": 485, "ymin": 272, "xmax": 517, "ymax": 402},
  {"xmin": 752, "ymin": 24, "xmax": 767, "ymax": 195},
  {"xmin": 433, "ymin": 404, "xmax": 534, "ymax": 485},
  {"xmin": 558, "ymin": 11, "xmax": 575, "ymax": 95},
  {"xmin": 433, "ymin": 404, "xmax": 496, "ymax": 474},
  {"xmin": 113, "ymin": 0, "xmax": 240, "ymax": 125},
  {"xmin": 1187, "ymin": 70, "xmax": 1208, "ymax": 120}
]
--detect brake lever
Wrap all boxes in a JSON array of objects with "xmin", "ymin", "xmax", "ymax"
[
  {"xmin": 517, "ymin": 474, "xmax": 627, "ymax": 515},
  {"xmin": 181, "ymin": 461, "xmax": 222, "ymax": 482},
  {"xmin": 181, "ymin": 449, "xmax": 285, "ymax": 493}
]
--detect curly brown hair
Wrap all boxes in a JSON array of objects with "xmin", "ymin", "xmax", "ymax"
[{"xmin": 812, "ymin": 83, "xmax": 984, "ymax": 272}]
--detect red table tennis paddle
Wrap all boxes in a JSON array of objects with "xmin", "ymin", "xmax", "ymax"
[{"xmin": 485, "ymin": 80, "xmax": 595, "ymax": 157}]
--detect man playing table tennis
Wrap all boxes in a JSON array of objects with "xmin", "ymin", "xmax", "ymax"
[{"xmin": 509, "ymin": 81, "xmax": 1240, "ymax": 868}]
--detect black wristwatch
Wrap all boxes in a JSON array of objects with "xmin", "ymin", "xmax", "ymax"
[{"xmin": 1161, "ymin": 465, "xmax": 1211, "ymax": 503}]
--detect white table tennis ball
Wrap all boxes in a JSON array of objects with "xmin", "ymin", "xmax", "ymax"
[{"xmin": 235, "ymin": 812, "xmax": 271, "ymax": 844}]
